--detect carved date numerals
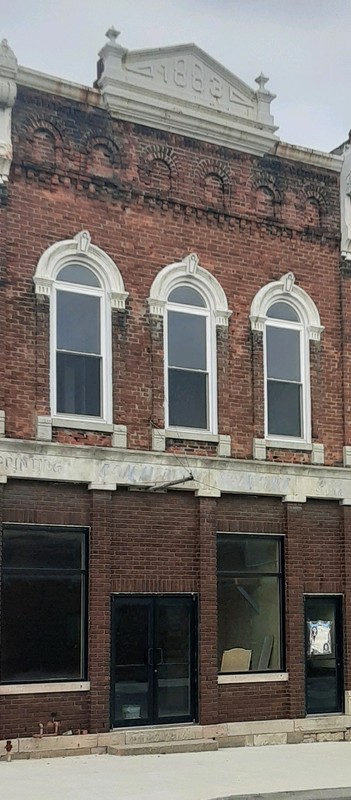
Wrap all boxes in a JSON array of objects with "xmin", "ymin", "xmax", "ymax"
[{"xmin": 156, "ymin": 58, "xmax": 225, "ymax": 99}]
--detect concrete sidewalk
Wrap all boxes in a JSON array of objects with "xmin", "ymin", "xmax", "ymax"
[{"xmin": 1, "ymin": 741, "xmax": 351, "ymax": 800}]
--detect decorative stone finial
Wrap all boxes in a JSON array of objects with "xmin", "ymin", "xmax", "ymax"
[
  {"xmin": 255, "ymin": 73, "xmax": 270, "ymax": 94},
  {"xmin": 0, "ymin": 39, "xmax": 17, "ymax": 75},
  {"xmin": 0, "ymin": 38, "xmax": 17, "ymax": 183},
  {"xmin": 105, "ymin": 27, "xmax": 121, "ymax": 46}
]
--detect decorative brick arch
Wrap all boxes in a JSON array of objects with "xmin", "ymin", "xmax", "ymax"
[
  {"xmin": 194, "ymin": 158, "xmax": 231, "ymax": 208},
  {"xmin": 250, "ymin": 171, "xmax": 282, "ymax": 218},
  {"xmin": 139, "ymin": 144, "xmax": 178, "ymax": 193},
  {"xmin": 20, "ymin": 113, "xmax": 66, "ymax": 167},
  {"xmin": 80, "ymin": 131, "xmax": 122, "ymax": 177},
  {"xmin": 297, "ymin": 183, "xmax": 329, "ymax": 227}
]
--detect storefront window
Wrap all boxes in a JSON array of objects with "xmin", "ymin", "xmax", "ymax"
[
  {"xmin": 217, "ymin": 534, "xmax": 284, "ymax": 673},
  {"xmin": 0, "ymin": 525, "xmax": 87, "ymax": 684}
]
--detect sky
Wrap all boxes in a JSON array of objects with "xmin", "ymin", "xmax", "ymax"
[{"xmin": 2, "ymin": 0, "xmax": 350, "ymax": 153}]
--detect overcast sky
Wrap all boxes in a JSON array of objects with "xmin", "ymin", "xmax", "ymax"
[{"xmin": 2, "ymin": 0, "xmax": 350, "ymax": 152}]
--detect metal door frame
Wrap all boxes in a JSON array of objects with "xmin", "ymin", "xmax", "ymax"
[{"xmin": 110, "ymin": 593, "xmax": 198, "ymax": 728}]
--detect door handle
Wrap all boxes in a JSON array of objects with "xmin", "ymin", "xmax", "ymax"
[
  {"xmin": 155, "ymin": 647, "xmax": 164, "ymax": 665},
  {"xmin": 147, "ymin": 648, "xmax": 153, "ymax": 666}
]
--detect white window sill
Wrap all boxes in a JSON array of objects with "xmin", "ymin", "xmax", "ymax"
[
  {"xmin": 165, "ymin": 428, "xmax": 219, "ymax": 443},
  {"xmin": 265, "ymin": 438, "xmax": 312, "ymax": 451},
  {"xmin": 0, "ymin": 681, "xmax": 90, "ymax": 695},
  {"xmin": 52, "ymin": 416, "xmax": 114, "ymax": 433},
  {"xmin": 218, "ymin": 672, "xmax": 289, "ymax": 685}
]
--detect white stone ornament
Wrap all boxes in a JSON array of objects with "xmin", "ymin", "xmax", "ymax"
[
  {"xmin": 96, "ymin": 31, "xmax": 278, "ymax": 156},
  {"xmin": 148, "ymin": 254, "xmax": 231, "ymax": 325},
  {"xmin": 0, "ymin": 39, "xmax": 17, "ymax": 184},
  {"xmin": 250, "ymin": 273, "xmax": 324, "ymax": 341},
  {"xmin": 340, "ymin": 140, "xmax": 351, "ymax": 260},
  {"xmin": 184, "ymin": 253, "xmax": 199, "ymax": 275}
]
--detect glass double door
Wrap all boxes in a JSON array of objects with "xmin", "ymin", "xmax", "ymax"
[
  {"xmin": 111, "ymin": 594, "xmax": 197, "ymax": 727},
  {"xmin": 304, "ymin": 595, "xmax": 344, "ymax": 715}
]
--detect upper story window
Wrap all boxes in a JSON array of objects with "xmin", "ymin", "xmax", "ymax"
[
  {"xmin": 148, "ymin": 253, "xmax": 231, "ymax": 435},
  {"xmin": 33, "ymin": 230, "xmax": 128, "ymax": 426},
  {"xmin": 55, "ymin": 264, "xmax": 104, "ymax": 418},
  {"xmin": 265, "ymin": 301, "xmax": 306, "ymax": 439},
  {"xmin": 250, "ymin": 272, "xmax": 323, "ymax": 445},
  {"xmin": 166, "ymin": 285, "xmax": 210, "ymax": 430}
]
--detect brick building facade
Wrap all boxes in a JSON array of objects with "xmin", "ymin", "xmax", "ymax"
[{"xmin": 1, "ymin": 31, "xmax": 351, "ymax": 749}]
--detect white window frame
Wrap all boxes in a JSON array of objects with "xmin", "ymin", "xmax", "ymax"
[
  {"xmin": 51, "ymin": 268, "xmax": 111, "ymax": 426},
  {"xmin": 164, "ymin": 283, "xmax": 217, "ymax": 434},
  {"xmin": 250, "ymin": 272, "xmax": 323, "ymax": 449},
  {"xmin": 33, "ymin": 230, "xmax": 128, "ymax": 429},
  {"xmin": 148, "ymin": 253, "xmax": 231, "ymax": 439},
  {"xmin": 264, "ymin": 303, "xmax": 310, "ymax": 445}
]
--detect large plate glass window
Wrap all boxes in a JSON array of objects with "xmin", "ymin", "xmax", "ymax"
[
  {"xmin": 217, "ymin": 533, "xmax": 284, "ymax": 673},
  {"xmin": 0, "ymin": 525, "xmax": 87, "ymax": 683},
  {"xmin": 166, "ymin": 285, "xmax": 214, "ymax": 431},
  {"xmin": 265, "ymin": 301, "xmax": 308, "ymax": 440}
]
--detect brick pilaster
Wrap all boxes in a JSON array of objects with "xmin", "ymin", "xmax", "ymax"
[{"xmin": 198, "ymin": 496, "xmax": 219, "ymax": 725}]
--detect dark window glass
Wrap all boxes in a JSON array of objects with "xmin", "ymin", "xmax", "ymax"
[
  {"xmin": 2, "ymin": 528, "xmax": 84, "ymax": 570},
  {"xmin": 57, "ymin": 265, "xmax": 100, "ymax": 287},
  {"xmin": 168, "ymin": 286, "xmax": 206, "ymax": 307},
  {"xmin": 168, "ymin": 311, "xmax": 207, "ymax": 370},
  {"xmin": 267, "ymin": 380, "xmax": 302, "ymax": 437},
  {"xmin": 1, "ymin": 527, "xmax": 87, "ymax": 684},
  {"xmin": 217, "ymin": 534, "xmax": 279, "ymax": 573},
  {"xmin": 266, "ymin": 327, "xmax": 300, "ymax": 382},
  {"xmin": 168, "ymin": 369, "xmax": 207, "ymax": 429},
  {"xmin": 267, "ymin": 302, "xmax": 299, "ymax": 322},
  {"xmin": 217, "ymin": 535, "xmax": 283, "ymax": 673},
  {"xmin": 57, "ymin": 292, "xmax": 100, "ymax": 355},
  {"xmin": 57, "ymin": 352, "xmax": 101, "ymax": 416}
]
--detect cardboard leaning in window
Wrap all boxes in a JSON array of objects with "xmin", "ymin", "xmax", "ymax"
[{"xmin": 308, "ymin": 620, "xmax": 332, "ymax": 655}]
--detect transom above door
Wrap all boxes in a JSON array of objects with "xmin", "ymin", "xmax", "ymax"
[{"xmin": 111, "ymin": 594, "xmax": 197, "ymax": 727}]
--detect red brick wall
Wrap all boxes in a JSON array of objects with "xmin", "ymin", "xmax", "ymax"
[
  {"xmin": 0, "ymin": 484, "xmax": 348, "ymax": 736},
  {"xmin": 0, "ymin": 86, "xmax": 342, "ymax": 463}
]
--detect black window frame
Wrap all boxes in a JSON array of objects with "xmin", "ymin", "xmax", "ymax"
[
  {"xmin": 0, "ymin": 523, "xmax": 88, "ymax": 685},
  {"xmin": 217, "ymin": 532, "xmax": 285, "ymax": 674}
]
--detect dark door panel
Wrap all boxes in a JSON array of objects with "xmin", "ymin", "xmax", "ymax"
[{"xmin": 304, "ymin": 595, "xmax": 343, "ymax": 715}]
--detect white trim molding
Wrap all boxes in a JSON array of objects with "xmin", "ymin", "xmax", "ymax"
[
  {"xmin": 33, "ymin": 230, "xmax": 128, "ymax": 309},
  {"xmin": 0, "ymin": 410, "xmax": 5, "ymax": 437},
  {"xmin": 0, "ymin": 681, "xmax": 90, "ymax": 695},
  {"xmin": 250, "ymin": 272, "xmax": 324, "ymax": 341},
  {"xmin": 218, "ymin": 672, "xmax": 288, "ymax": 685},
  {"xmin": 148, "ymin": 253, "xmax": 231, "ymax": 326}
]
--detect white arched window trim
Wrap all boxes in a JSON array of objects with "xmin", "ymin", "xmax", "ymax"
[
  {"xmin": 148, "ymin": 253, "xmax": 231, "ymax": 442},
  {"xmin": 33, "ymin": 231, "xmax": 128, "ymax": 431},
  {"xmin": 148, "ymin": 253, "xmax": 231, "ymax": 327},
  {"xmin": 249, "ymin": 272, "xmax": 323, "ymax": 342},
  {"xmin": 250, "ymin": 273, "xmax": 324, "ymax": 451}
]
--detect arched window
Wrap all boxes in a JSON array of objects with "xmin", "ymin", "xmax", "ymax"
[
  {"xmin": 265, "ymin": 301, "xmax": 306, "ymax": 439},
  {"xmin": 148, "ymin": 253, "xmax": 231, "ymax": 436},
  {"xmin": 250, "ymin": 272, "xmax": 323, "ymax": 445},
  {"xmin": 166, "ymin": 285, "xmax": 211, "ymax": 430},
  {"xmin": 34, "ymin": 230, "xmax": 128, "ymax": 426},
  {"xmin": 54, "ymin": 264, "xmax": 105, "ymax": 418}
]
